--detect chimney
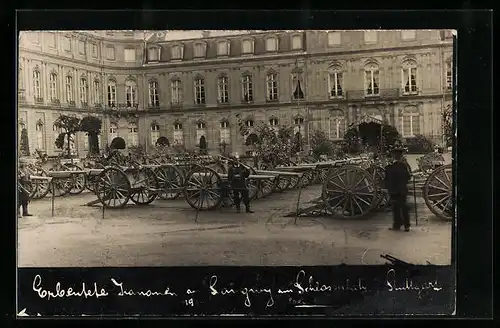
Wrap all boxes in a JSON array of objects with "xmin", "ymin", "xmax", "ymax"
[{"xmin": 202, "ymin": 30, "xmax": 210, "ymax": 38}]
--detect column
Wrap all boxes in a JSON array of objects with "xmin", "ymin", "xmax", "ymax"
[
  {"xmin": 102, "ymin": 72, "xmax": 107, "ymax": 108},
  {"xmin": 75, "ymin": 68, "xmax": 80, "ymax": 106},
  {"xmin": 58, "ymin": 65, "xmax": 64, "ymax": 103}
]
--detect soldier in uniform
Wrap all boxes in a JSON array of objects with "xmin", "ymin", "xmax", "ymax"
[
  {"xmin": 18, "ymin": 163, "xmax": 33, "ymax": 218},
  {"xmin": 384, "ymin": 142, "xmax": 412, "ymax": 231},
  {"xmin": 227, "ymin": 154, "xmax": 254, "ymax": 213}
]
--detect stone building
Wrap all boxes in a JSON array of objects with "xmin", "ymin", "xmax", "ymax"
[{"xmin": 18, "ymin": 29, "xmax": 454, "ymax": 157}]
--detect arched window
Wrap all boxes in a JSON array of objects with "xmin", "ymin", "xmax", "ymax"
[
  {"xmin": 65, "ymin": 75, "xmax": 74, "ymax": 103},
  {"xmin": 125, "ymin": 80, "xmax": 137, "ymax": 107},
  {"xmin": 80, "ymin": 78, "xmax": 89, "ymax": 106},
  {"xmin": 171, "ymin": 44, "xmax": 184, "ymax": 60},
  {"xmin": 220, "ymin": 120, "xmax": 230, "ymax": 144},
  {"xmin": 194, "ymin": 77, "xmax": 205, "ymax": 105},
  {"xmin": 291, "ymin": 34, "xmax": 303, "ymax": 50},
  {"xmin": 148, "ymin": 80, "xmax": 160, "ymax": 107},
  {"xmin": 93, "ymin": 80, "xmax": 100, "ymax": 105},
  {"xmin": 196, "ymin": 121, "xmax": 206, "ymax": 146},
  {"xmin": 402, "ymin": 59, "xmax": 418, "ymax": 94},
  {"xmin": 173, "ymin": 122, "xmax": 183, "ymax": 145},
  {"xmin": 128, "ymin": 122, "xmax": 138, "ymax": 147},
  {"xmin": 291, "ymin": 70, "xmax": 305, "ymax": 100},
  {"xmin": 217, "ymin": 41, "xmax": 230, "ymax": 56},
  {"xmin": 49, "ymin": 73, "xmax": 58, "ymax": 101},
  {"xmin": 266, "ymin": 72, "xmax": 278, "ymax": 101},
  {"xmin": 328, "ymin": 64, "xmax": 343, "ymax": 98},
  {"xmin": 364, "ymin": 62, "xmax": 380, "ymax": 96},
  {"xmin": 265, "ymin": 37, "xmax": 278, "ymax": 52},
  {"xmin": 193, "ymin": 42, "xmax": 207, "ymax": 58},
  {"xmin": 401, "ymin": 107, "xmax": 421, "ymax": 137},
  {"xmin": 245, "ymin": 119, "xmax": 254, "ymax": 127},
  {"xmin": 36, "ymin": 121, "xmax": 45, "ymax": 150},
  {"xmin": 150, "ymin": 123, "xmax": 160, "ymax": 145},
  {"xmin": 241, "ymin": 74, "xmax": 253, "ymax": 102},
  {"xmin": 33, "ymin": 70, "xmax": 41, "ymax": 100},
  {"xmin": 217, "ymin": 75, "xmax": 229, "ymax": 103},
  {"xmin": 108, "ymin": 123, "xmax": 118, "ymax": 142},
  {"xmin": 171, "ymin": 79, "xmax": 182, "ymax": 105},
  {"xmin": 294, "ymin": 117, "xmax": 304, "ymax": 125},
  {"xmin": 241, "ymin": 39, "xmax": 254, "ymax": 54},
  {"xmin": 107, "ymin": 80, "xmax": 116, "ymax": 107},
  {"xmin": 269, "ymin": 117, "xmax": 279, "ymax": 126}
]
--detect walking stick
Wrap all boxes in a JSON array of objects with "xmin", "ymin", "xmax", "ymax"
[{"xmin": 413, "ymin": 175, "xmax": 418, "ymax": 226}]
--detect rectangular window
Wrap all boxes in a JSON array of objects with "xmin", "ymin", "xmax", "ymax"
[
  {"xmin": 78, "ymin": 40, "xmax": 85, "ymax": 54},
  {"xmin": 193, "ymin": 43, "xmax": 206, "ymax": 58},
  {"xmin": 217, "ymin": 41, "xmax": 229, "ymax": 56},
  {"xmin": 365, "ymin": 70, "xmax": 380, "ymax": 96},
  {"xmin": 128, "ymin": 125, "xmax": 138, "ymax": 147},
  {"xmin": 364, "ymin": 31, "xmax": 378, "ymax": 43},
  {"xmin": 49, "ymin": 74, "xmax": 58, "ymax": 101},
  {"xmin": 171, "ymin": 80, "xmax": 181, "ymax": 105},
  {"xmin": 266, "ymin": 38, "xmax": 278, "ymax": 52},
  {"xmin": 107, "ymin": 83, "xmax": 116, "ymax": 106},
  {"xmin": 401, "ymin": 115, "xmax": 420, "ymax": 137},
  {"xmin": 328, "ymin": 72, "xmax": 343, "ymax": 97},
  {"xmin": 173, "ymin": 124, "xmax": 183, "ymax": 145},
  {"xmin": 194, "ymin": 79, "xmax": 205, "ymax": 104},
  {"xmin": 171, "ymin": 45, "xmax": 183, "ymax": 60},
  {"xmin": 64, "ymin": 37, "xmax": 71, "ymax": 52},
  {"xmin": 93, "ymin": 80, "xmax": 100, "ymax": 104},
  {"xmin": 292, "ymin": 35, "xmax": 302, "ymax": 50},
  {"xmin": 66, "ymin": 76, "xmax": 73, "ymax": 103},
  {"xmin": 150, "ymin": 124, "xmax": 160, "ymax": 145},
  {"xmin": 330, "ymin": 119, "xmax": 345, "ymax": 139},
  {"xmin": 266, "ymin": 74, "xmax": 278, "ymax": 101},
  {"xmin": 126, "ymin": 84, "xmax": 137, "ymax": 106},
  {"xmin": 33, "ymin": 71, "xmax": 41, "ymax": 99},
  {"xmin": 109, "ymin": 124, "xmax": 118, "ymax": 141},
  {"xmin": 220, "ymin": 126, "xmax": 230, "ymax": 144},
  {"xmin": 148, "ymin": 47, "xmax": 159, "ymax": 61},
  {"xmin": 106, "ymin": 46, "xmax": 115, "ymax": 60},
  {"xmin": 446, "ymin": 62, "xmax": 453, "ymax": 90},
  {"xmin": 328, "ymin": 31, "xmax": 341, "ymax": 46},
  {"xmin": 48, "ymin": 33, "xmax": 56, "ymax": 47},
  {"xmin": 402, "ymin": 67, "xmax": 418, "ymax": 93},
  {"xmin": 241, "ymin": 75, "xmax": 253, "ymax": 102},
  {"xmin": 124, "ymin": 48, "xmax": 136, "ymax": 61},
  {"xmin": 149, "ymin": 81, "xmax": 160, "ymax": 107},
  {"xmin": 217, "ymin": 77, "xmax": 229, "ymax": 103},
  {"xmin": 80, "ymin": 79, "xmax": 88, "ymax": 105},
  {"xmin": 401, "ymin": 30, "xmax": 416, "ymax": 40},
  {"xmin": 91, "ymin": 43, "xmax": 98, "ymax": 57}
]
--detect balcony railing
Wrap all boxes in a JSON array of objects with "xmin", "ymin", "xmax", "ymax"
[{"xmin": 346, "ymin": 88, "xmax": 400, "ymax": 101}]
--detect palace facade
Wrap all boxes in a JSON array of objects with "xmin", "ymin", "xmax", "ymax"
[{"xmin": 18, "ymin": 29, "xmax": 454, "ymax": 157}]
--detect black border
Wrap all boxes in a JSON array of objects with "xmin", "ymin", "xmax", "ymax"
[{"xmin": 6, "ymin": 8, "xmax": 493, "ymax": 321}]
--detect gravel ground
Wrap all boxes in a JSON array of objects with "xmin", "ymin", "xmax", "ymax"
[{"xmin": 18, "ymin": 182, "xmax": 452, "ymax": 267}]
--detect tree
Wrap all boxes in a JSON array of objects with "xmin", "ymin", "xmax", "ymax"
[
  {"xmin": 54, "ymin": 115, "xmax": 81, "ymax": 157},
  {"xmin": 442, "ymin": 104, "xmax": 453, "ymax": 147},
  {"xmin": 245, "ymin": 133, "xmax": 260, "ymax": 146},
  {"xmin": 19, "ymin": 128, "xmax": 30, "ymax": 156},
  {"xmin": 199, "ymin": 135, "xmax": 207, "ymax": 154},
  {"xmin": 79, "ymin": 116, "xmax": 102, "ymax": 155},
  {"xmin": 110, "ymin": 137, "xmax": 126, "ymax": 150}
]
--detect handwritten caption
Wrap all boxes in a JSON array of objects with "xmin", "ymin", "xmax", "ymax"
[{"xmin": 31, "ymin": 269, "xmax": 443, "ymax": 308}]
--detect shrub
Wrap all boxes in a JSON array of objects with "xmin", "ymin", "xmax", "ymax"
[{"xmin": 405, "ymin": 134, "xmax": 434, "ymax": 154}]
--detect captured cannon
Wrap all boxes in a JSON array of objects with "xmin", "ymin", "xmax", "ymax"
[{"xmin": 422, "ymin": 163, "xmax": 453, "ymax": 220}]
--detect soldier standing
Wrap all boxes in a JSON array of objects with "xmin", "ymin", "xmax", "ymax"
[
  {"xmin": 227, "ymin": 154, "xmax": 254, "ymax": 213},
  {"xmin": 18, "ymin": 163, "xmax": 33, "ymax": 218},
  {"xmin": 384, "ymin": 143, "xmax": 412, "ymax": 231}
]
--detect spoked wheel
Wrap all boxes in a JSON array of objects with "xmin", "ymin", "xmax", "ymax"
[
  {"xmin": 208, "ymin": 161, "xmax": 227, "ymax": 175},
  {"xmin": 85, "ymin": 163, "xmax": 105, "ymax": 193},
  {"xmin": 94, "ymin": 167, "xmax": 131, "ymax": 208},
  {"xmin": 129, "ymin": 167, "xmax": 160, "ymax": 205},
  {"xmin": 64, "ymin": 163, "xmax": 87, "ymax": 195},
  {"xmin": 366, "ymin": 165, "xmax": 390, "ymax": 210},
  {"xmin": 322, "ymin": 165, "xmax": 378, "ymax": 219},
  {"xmin": 256, "ymin": 178, "xmax": 275, "ymax": 199},
  {"xmin": 287, "ymin": 174, "xmax": 300, "ymax": 189},
  {"xmin": 154, "ymin": 165, "xmax": 184, "ymax": 200},
  {"xmin": 299, "ymin": 170, "xmax": 314, "ymax": 188},
  {"xmin": 317, "ymin": 168, "xmax": 330, "ymax": 184},
  {"xmin": 246, "ymin": 167, "xmax": 259, "ymax": 200},
  {"xmin": 184, "ymin": 167, "xmax": 222, "ymax": 211},
  {"xmin": 423, "ymin": 164, "xmax": 453, "ymax": 220},
  {"xmin": 29, "ymin": 166, "xmax": 50, "ymax": 199},
  {"xmin": 48, "ymin": 175, "xmax": 72, "ymax": 197},
  {"xmin": 274, "ymin": 175, "xmax": 290, "ymax": 192}
]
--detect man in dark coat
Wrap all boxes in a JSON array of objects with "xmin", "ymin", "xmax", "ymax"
[
  {"xmin": 227, "ymin": 154, "xmax": 253, "ymax": 213},
  {"xmin": 18, "ymin": 163, "xmax": 33, "ymax": 218},
  {"xmin": 384, "ymin": 145, "xmax": 411, "ymax": 231}
]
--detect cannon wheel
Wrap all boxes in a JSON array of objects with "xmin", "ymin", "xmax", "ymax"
[
  {"xmin": 154, "ymin": 165, "xmax": 184, "ymax": 200},
  {"xmin": 322, "ymin": 165, "xmax": 378, "ymax": 219},
  {"xmin": 246, "ymin": 167, "xmax": 259, "ymax": 200},
  {"xmin": 184, "ymin": 166, "xmax": 222, "ymax": 211},
  {"xmin": 423, "ymin": 164, "xmax": 453, "ymax": 220},
  {"xmin": 299, "ymin": 169, "xmax": 314, "ymax": 188},
  {"xmin": 94, "ymin": 167, "xmax": 131, "ymax": 208},
  {"xmin": 48, "ymin": 171, "xmax": 72, "ymax": 197},
  {"xmin": 208, "ymin": 161, "xmax": 227, "ymax": 175},
  {"xmin": 64, "ymin": 163, "xmax": 87, "ymax": 195},
  {"xmin": 366, "ymin": 165, "xmax": 390, "ymax": 210},
  {"xmin": 29, "ymin": 166, "xmax": 50, "ymax": 199},
  {"xmin": 274, "ymin": 175, "xmax": 290, "ymax": 192},
  {"xmin": 256, "ymin": 178, "xmax": 275, "ymax": 199},
  {"xmin": 86, "ymin": 163, "xmax": 105, "ymax": 193},
  {"xmin": 130, "ymin": 167, "xmax": 160, "ymax": 205}
]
